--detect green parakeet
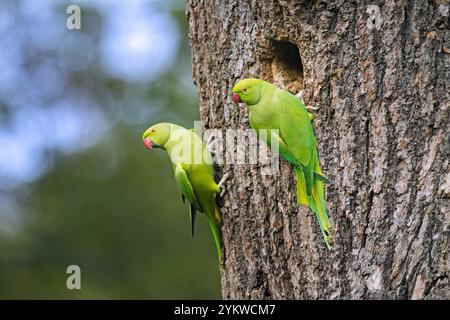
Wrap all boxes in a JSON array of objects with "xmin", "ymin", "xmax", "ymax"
[
  {"xmin": 232, "ymin": 79, "xmax": 332, "ymax": 249},
  {"xmin": 142, "ymin": 122, "xmax": 225, "ymax": 259}
]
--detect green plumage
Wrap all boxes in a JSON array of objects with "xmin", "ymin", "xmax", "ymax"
[
  {"xmin": 232, "ymin": 79, "xmax": 332, "ymax": 249},
  {"xmin": 142, "ymin": 123, "xmax": 222, "ymax": 259}
]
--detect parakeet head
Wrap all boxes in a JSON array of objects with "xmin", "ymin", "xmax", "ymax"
[
  {"xmin": 142, "ymin": 122, "xmax": 171, "ymax": 150},
  {"xmin": 232, "ymin": 78, "xmax": 263, "ymax": 106}
]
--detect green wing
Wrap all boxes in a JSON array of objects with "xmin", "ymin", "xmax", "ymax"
[
  {"xmin": 174, "ymin": 163, "xmax": 201, "ymax": 236},
  {"xmin": 276, "ymin": 91, "xmax": 317, "ymax": 193},
  {"xmin": 277, "ymin": 91, "xmax": 315, "ymax": 167}
]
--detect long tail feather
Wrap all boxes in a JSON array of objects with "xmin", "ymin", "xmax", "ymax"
[
  {"xmin": 206, "ymin": 205, "xmax": 222, "ymax": 261},
  {"xmin": 294, "ymin": 167, "xmax": 309, "ymax": 206},
  {"xmin": 310, "ymin": 177, "xmax": 333, "ymax": 249},
  {"xmin": 295, "ymin": 166, "xmax": 333, "ymax": 249}
]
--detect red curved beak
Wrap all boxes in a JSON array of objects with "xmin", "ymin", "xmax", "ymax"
[
  {"xmin": 232, "ymin": 93, "xmax": 241, "ymax": 104},
  {"xmin": 143, "ymin": 137, "xmax": 153, "ymax": 150}
]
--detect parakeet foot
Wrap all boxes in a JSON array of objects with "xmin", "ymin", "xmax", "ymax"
[
  {"xmin": 295, "ymin": 91, "xmax": 319, "ymax": 115},
  {"xmin": 217, "ymin": 172, "xmax": 230, "ymax": 197},
  {"xmin": 306, "ymin": 106, "xmax": 318, "ymax": 120},
  {"xmin": 295, "ymin": 90, "xmax": 304, "ymax": 100}
]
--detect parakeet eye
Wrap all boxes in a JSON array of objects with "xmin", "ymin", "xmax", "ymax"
[
  {"xmin": 151, "ymin": 129, "xmax": 156, "ymax": 133},
  {"xmin": 243, "ymin": 88, "xmax": 247, "ymax": 92}
]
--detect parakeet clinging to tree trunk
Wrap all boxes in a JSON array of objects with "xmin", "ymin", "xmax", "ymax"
[
  {"xmin": 142, "ymin": 122, "xmax": 228, "ymax": 260},
  {"xmin": 232, "ymin": 79, "xmax": 332, "ymax": 249}
]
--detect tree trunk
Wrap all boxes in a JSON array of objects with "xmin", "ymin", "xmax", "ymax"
[{"xmin": 186, "ymin": 0, "xmax": 449, "ymax": 299}]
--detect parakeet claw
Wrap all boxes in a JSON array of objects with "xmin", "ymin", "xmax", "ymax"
[
  {"xmin": 295, "ymin": 90, "xmax": 304, "ymax": 100},
  {"xmin": 296, "ymin": 91, "xmax": 319, "ymax": 111},
  {"xmin": 217, "ymin": 172, "xmax": 230, "ymax": 197}
]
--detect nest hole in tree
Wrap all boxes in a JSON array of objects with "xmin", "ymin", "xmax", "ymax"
[{"xmin": 270, "ymin": 41, "xmax": 303, "ymax": 94}]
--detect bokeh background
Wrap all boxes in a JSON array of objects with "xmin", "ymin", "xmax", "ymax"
[{"xmin": 0, "ymin": 0, "xmax": 221, "ymax": 299}]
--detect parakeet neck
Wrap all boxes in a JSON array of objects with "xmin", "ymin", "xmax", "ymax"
[
  {"xmin": 248, "ymin": 82, "xmax": 274, "ymax": 108},
  {"xmin": 158, "ymin": 123, "xmax": 178, "ymax": 152},
  {"xmin": 245, "ymin": 97, "xmax": 260, "ymax": 106}
]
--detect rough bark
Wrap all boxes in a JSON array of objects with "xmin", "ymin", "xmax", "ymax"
[{"xmin": 187, "ymin": 0, "xmax": 449, "ymax": 299}]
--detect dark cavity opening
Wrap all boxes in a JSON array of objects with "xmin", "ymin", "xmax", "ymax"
[{"xmin": 271, "ymin": 41, "xmax": 303, "ymax": 94}]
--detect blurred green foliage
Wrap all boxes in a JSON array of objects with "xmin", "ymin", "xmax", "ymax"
[{"xmin": 0, "ymin": 1, "xmax": 221, "ymax": 299}]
